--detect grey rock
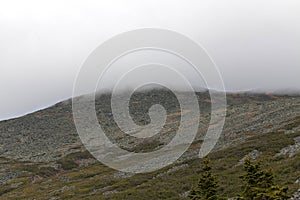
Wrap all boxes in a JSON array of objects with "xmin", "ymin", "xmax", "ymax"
[
  {"xmin": 237, "ymin": 149, "xmax": 261, "ymax": 166},
  {"xmin": 276, "ymin": 136, "xmax": 300, "ymax": 158},
  {"xmin": 290, "ymin": 189, "xmax": 300, "ymax": 200}
]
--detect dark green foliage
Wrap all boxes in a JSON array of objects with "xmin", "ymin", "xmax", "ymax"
[
  {"xmin": 57, "ymin": 159, "xmax": 78, "ymax": 170},
  {"xmin": 56, "ymin": 151, "xmax": 91, "ymax": 171},
  {"xmin": 66, "ymin": 150, "xmax": 93, "ymax": 160},
  {"xmin": 239, "ymin": 158, "xmax": 291, "ymax": 200},
  {"xmin": 258, "ymin": 186, "xmax": 290, "ymax": 200},
  {"xmin": 189, "ymin": 158, "xmax": 220, "ymax": 200},
  {"xmin": 283, "ymin": 116, "xmax": 300, "ymax": 130},
  {"xmin": 240, "ymin": 159, "xmax": 273, "ymax": 199},
  {"xmin": 0, "ymin": 187, "xmax": 14, "ymax": 196},
  {"xmin": 36, "ymin": 166, "xmax": 58, "ymax": 177}
]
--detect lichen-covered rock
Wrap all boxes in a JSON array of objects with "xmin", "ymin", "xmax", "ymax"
[
  {"xmin": 237, "ymin": 149, "xmax": 261, "ymax": 166},
  {"xmin": 276, "ymin": 136, "xmax": 300, "ymax": 158},
  {"xmin": 290, "ymin": 189, "xmax": 300, "ymax": 200}
]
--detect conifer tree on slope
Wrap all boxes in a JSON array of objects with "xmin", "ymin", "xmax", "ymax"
[
  {"xmin": 189, "ymin": 158, "xmax": 220, "ymax": 200},
  {"xmin": 239, "ymin": 158, "xmax": 290, "ymax": 200}
]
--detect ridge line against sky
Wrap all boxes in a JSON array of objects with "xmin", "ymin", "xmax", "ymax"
[{"xmin": 0, "ymin": 0, "xmax": 299, "ymax": 120}]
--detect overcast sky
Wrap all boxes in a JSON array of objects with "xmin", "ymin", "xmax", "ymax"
[{"xmin": 1, "ymin": 0, "xmax": 300, "ymax": 120}]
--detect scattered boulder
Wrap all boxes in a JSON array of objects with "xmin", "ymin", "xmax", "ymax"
[
  {"xmin": 179, "ymin": 191, "xmax": 190, "ymax": 199},
  {"xmin": 112, "ymin": 171, "xmax": 134, "ymax": 179},
  {"xmin": 51, "ymin": 185, "xmax": 75, "ymax": 195},
  {"xmin": 237, "ymin": 149, "xmax": 261, "ymax": 166},
  {"xmin": 276, "ymin": 136, "xmax": 300, "ymax": 158},
  {"xmin": 103, "ymin": 190, "xmax": 118, "ymax": 195},
  {"xmin": 0, "ymin": 171, "xmax": 26, "ymax": 186},
  {"xmin": 290, "ymin": 189, "xmax": 300, "ymax": 200}
]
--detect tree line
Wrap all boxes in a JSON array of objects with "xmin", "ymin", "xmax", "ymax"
[{"xmin": 189, "ymin": 158, "xmax": 290, "ymax": 200}]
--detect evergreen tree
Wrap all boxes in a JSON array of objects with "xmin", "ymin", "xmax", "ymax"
[
  {"xmin": 239, "ymin": 158, "xmax": 290, "ymax": 200},
  {"xmin": 189, "ymin": 158, "xmax": 220, "ymax": 200}
]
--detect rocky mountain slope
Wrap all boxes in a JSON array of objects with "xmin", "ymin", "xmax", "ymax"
[{"xmin": 0, "ymin": 90, "xmax": 299, "ymax": 199}]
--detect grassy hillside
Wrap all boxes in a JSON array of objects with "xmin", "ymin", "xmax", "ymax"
[
  {"xmin": 0, "ymin": 91, "xmax": 299, "ymax": 199},
  {"xmin": 0, "ymin": 129, "xmax": 300, "ymax": 199}
]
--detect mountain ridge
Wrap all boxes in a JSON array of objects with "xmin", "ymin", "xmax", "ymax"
[{"xmin": 0, "ymin": 90, "xmax": 300, "ymax": 199}]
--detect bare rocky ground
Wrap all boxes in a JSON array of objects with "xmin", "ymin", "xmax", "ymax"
[
  {"xmin": 1, "ymin": 90, "xmax": 299, "ymax": 162},
  {"xmin": 0, "ymin": 90, "xmax": 300, "ymax": 199}
]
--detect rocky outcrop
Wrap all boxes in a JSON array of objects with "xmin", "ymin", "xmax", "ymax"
[
  {"xmin": 276, "ymin": 136, "xmax": 300, "ymax": 158},
  {"xmin": 237, "ymin": 149, "xmax": 261, "ymax": 166},
  {"xmin": 290, "ymin": 189, "xmax": 300, "ymax": 200}
]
